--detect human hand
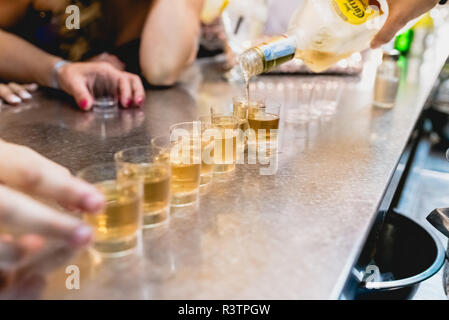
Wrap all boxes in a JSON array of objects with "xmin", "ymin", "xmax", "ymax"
[
  {"xmin": 0, "ymin": 141, "xmax": 105, "ymax": 247},
  {"xmin": 56, "ymin": 61, "xmax": 145, "ymax": 111},
  {"xmin": 0, "ymin": 235, "xmax": 76, "ymax": 299},
  {"xmin": 370, "ymin": 0, "xmax": 440, "ymax": 49},
  {"xmin": 0, "ymin": 83, "xmax": 38, "ymax": 105}
]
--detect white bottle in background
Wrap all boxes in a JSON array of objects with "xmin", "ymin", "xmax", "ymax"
[{"xmin": 373, "ymin": 49, "xmax": 401, "ymax": 109}]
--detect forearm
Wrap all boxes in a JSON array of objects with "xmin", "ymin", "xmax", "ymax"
[
  {"xmin": 0, "ymin": 29, "xmax": 61, "ymax": 86},
  {"xmin": 140, "ymin": 0, "xmax": 203, "ymax": 86}
]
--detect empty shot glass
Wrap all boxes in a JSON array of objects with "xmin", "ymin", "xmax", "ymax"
[
  {"xmin": 310, "ymin": 77, "xmax": 343, "ymax": 119},
  {"xmin": 286, "ymin": 81, "xmax": 314, "ymax": 124},
  {"xmin": 77, "ymin": 163, "xmax": 143, "ymax": 257},
  {"xmin": 115, "ymin": 146, "xmax": 171, "ymax": 228},
  {"xmin": 89, "ymin": 73, "xmax": 119, "ymax": 117}
]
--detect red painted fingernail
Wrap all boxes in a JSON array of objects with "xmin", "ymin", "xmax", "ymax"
[
  {"xmin": 79, "ymin": 99, "xmax": 88, "ymax": 110},
  {"xmin": 136, "ymin": 98, "xmax": 143, "ymax": 106},
  {"xmin": 126, "ymin": 99, "xmax": 132, "ymax": 107}
]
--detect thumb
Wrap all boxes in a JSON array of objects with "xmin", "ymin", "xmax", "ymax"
[{"xmin": 370, "ymin": 13, "xmax": 404, "ymax": 49}]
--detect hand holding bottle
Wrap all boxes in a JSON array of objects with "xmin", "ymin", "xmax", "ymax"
[{"xmin": 370, "ymin": 0, "xmax": 440, "ymax": 49}]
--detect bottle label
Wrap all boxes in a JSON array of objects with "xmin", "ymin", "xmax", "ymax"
[
  {"xmin": 220, "ymin": 0, "xmax": 230, "ymax": 13},
  {"xmin": 259, "ymin": 36, "xmax": 296, "ymax": 62},
  {"xmin": 332, "ymin": 0, "xmax": 383, "ymax": 25}
]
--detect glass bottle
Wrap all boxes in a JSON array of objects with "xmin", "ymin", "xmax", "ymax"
[
  {"xmin": 239, "ymin": 0, "xmax": 389, "ymax": 81},
  {"xmin": 373, "ymin": 49, "xmax": 401, "ymax": 109}
]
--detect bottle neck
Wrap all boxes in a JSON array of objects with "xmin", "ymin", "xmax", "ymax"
[{"xmin": 258, "ymin": 36, "xmax": 297, "ymax": 71}]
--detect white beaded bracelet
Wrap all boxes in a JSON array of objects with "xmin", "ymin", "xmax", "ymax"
[{"xmin": 51, "ymin": 60, "xmax": 70, "ymax": 89}]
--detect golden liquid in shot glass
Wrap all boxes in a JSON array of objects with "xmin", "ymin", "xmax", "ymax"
[
  {"xmin": 120, "ymin": 165, "xmax": 171, "ymax": 227},
  {"xmin": 142, "ymin": 167, "xmax": 170, "ymax": 221},
  {"xmin": 212, "ymin": 116, "xmax": 238, "ymax": 174},
  {"xmin": 248, "ymin": 110, "xmax": 280, "ymax": 155},
  {"xmin": 155, "ymin": 145, "xmax": 201, "ymax": 207},
  {"xmin": 84, "ymin": 180, "xmax": 141, "ymax": 257},
  {"xmin": 171, "ymin": 163, "xmax": 201, "ymax": 194},
  {"xmin": 197, "ymin": 117, "xmax": 215, "ymax": 186},
  {"xmin": 248, "ymin": 112, "xmax": 280, "ymax": 140}
]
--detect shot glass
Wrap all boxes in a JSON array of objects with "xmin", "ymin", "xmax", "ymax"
[
  {"xmin": 310, "ymin": 77, "xmax": 343, "ymax": 119},
  {"xmin": 210, "ymin": 108, "xmax": 240, "ymax": 174},
  {"xmin": 247, "ymin": 103, "xmax": 281, "ymax": 156},
  {"xmin": 152, "ymin": 135, "xmax": 201, "ymax": 207},
  {"xmin": 232, "ymin": 97, "xmax": 265, "ymax": 152},
  {"xmin": 89, "ymin": 73, "xmax": 119, "ymax": 117},
  {"xmin": 172, "ymin": 120, "xmax": 214, "ymax": 187},
  {"xmin": 77, "ymin": 163, "xmax": 143, "ymax": 257},
  {"xmin": 114, "ymin": 146, "xmax": 171, "ymax": 228}
]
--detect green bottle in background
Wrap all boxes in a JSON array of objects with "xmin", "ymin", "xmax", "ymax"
[{"xmin": 394, "ymin": 29, "xmax": 414, "ymax": 55}]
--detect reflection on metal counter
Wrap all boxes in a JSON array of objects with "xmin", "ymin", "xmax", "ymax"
[{"xmin": 0, "ymin": 19, "xmax": 447, "ymax": 299}]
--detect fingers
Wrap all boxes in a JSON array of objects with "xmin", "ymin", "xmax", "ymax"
[
  {"xmin": 35, "ymin": 174, "xmax": 105, "ymax": 214},
  {"xmin": 17, "ymin": 235, "xmax": 45, "ymax": 253},
  {"xmin": 0, "ymin": 83, "xmax": 37, "ymax": 105},
  {"xmin": 57, "ymin": 63, "xmax": 93, "ymax": 111},
  {"xmin": 130, "ymin": 74, "xmax": 145, "ymax": 107},
  {"xmin": 118, "ymin": 73, "xmax": 145, "ymax": 108},
  {"xmin": 370, "ymin": 26, "xmax": 398, "ymax": 49},
  {"xmin": 119, "ymin": 76, "xmax": 132, "ymax": 108},
  {"xmin": 58, "ymin": 62, "xmax": 145, "ymax": 110},
  {"xmin": 23, "ymin": 84, "xmax": 38, "ymax": 92},
  {"xmin": 370, "ymin": 8, "xmax": 411, "ymax": 49},
  {"xmin": 8, "ymin": 83, "xmax": 32, "ymax": 101},
  {"xmin": 0, "ymin": 143, "xmax": 105, "ymax": 213},
  {"xmin": 0, "ymin": 84, "xmax": 21, "ymax": 105},
  {"xmin": 68, "ymin": 75, "xmax": 93, "ymax": 111},
  {"xmin": 0, "ymin": 185, "xmax": 93, "ymax": 248}
]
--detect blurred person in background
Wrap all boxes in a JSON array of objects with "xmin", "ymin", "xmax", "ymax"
[{"xmin": 0, "ymin": 0, "xmax": 203, "ymax": 110}]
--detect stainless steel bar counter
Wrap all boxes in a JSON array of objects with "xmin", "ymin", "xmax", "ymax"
[{"xmin": 1, "ymin": 23, "xmax": 448, "ymax": 299}]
